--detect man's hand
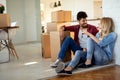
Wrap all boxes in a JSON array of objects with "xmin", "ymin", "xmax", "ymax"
[{"xmin": 59, "ymin": 25, "xmax": 65, "ymax": 41}]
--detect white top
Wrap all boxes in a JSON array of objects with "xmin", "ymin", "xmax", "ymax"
[{"xmin": 78, "ymin": 30, "xmax": 88, "ymax": 48}]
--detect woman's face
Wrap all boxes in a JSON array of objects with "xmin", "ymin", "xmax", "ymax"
[
  {"xmin": 98, "ymin": 23, "xmax": 102, "ymax": 32},
  {"xmin": 98, "ymin": 22, "xmax": 106, "ymax": 33}
]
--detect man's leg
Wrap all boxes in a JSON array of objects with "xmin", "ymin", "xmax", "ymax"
[
  {"xmin": 58, "ymin": 36, "xmax": 82, "ymax": 59},
  {"xmin": 56, "ymin": 50, "xmax": 86, "ymax": 75},
  {"xmin": 51, "ymin": 36, "xmax": 82, "ymax": 68}
]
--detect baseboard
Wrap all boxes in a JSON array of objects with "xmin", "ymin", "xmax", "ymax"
[{"xmin": 73, "ymin": 63, "xmax": 115, "ymax": 74}]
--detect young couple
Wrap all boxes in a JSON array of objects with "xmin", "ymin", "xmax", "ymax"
[{"xmin": 50, "ymin": 11, "xmax": 117, "ymax": 75}]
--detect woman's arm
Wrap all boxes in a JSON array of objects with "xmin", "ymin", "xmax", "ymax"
[{"xmin": 82, "ymin": 29, "xmax": 99, "ymax": 43}]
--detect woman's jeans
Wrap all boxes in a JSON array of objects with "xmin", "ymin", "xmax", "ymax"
[
  {"xmin": 67, "ymin": 50, "xmax": 87, "ymax": 69},
  {"xmin": 87, "ymin": 38, "xmax": 110, "ymax": 65},
  {"xmin": 67, "ymin": 38, "xmax": 110, "ymax": 69},
  {"xmin": 58, "ymin": 36, "xmax": 83, "ymax": 60}
]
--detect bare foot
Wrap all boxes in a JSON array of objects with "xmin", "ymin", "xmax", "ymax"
[
  {"xmin": 85, "ymin": 59, "xmax": 91, "ymax": 65},
  {"xmin": 64, "ymin": 66, "xmax": 72, "ymax": 71}
]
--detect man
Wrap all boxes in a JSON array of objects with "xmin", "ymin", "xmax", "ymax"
[{"xmin": 51, "ymin": 11, "xmax": 98, "ymax": 68}]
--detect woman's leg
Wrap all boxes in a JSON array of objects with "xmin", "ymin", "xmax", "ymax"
[
  {"xmin": 85, "ymin": 38, "xmax": 95, "ymax": 65},
  {"xmin": 65, "ymin": 50, "xmax": 86, "ymax": 71},
  {"xmin": 93, "ymin": 45, "xmax": 110, "ymax": 65},
  {"xmin": 86, "ymin": 38, "xmax": 109, "ymax": 65}
]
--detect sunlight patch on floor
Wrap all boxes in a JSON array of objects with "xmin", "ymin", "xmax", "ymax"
[{"xmin": 24, "ymin": 61, "xmax": 38, "ymax": 66}]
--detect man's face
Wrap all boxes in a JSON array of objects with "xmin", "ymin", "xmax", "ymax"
[{"xmin": 78, "ymin": 18, "xmax": 87, "ymax": 28}]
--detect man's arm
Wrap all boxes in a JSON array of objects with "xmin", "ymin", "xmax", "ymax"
[{"xmin": 59, "ymin": 26, "xmax": 65, "ymax": 41}]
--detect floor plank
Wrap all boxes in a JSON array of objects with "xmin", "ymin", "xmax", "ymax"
[{"xmin": 45, "ymin": 65, "xmax": 120, "ymax": 80}]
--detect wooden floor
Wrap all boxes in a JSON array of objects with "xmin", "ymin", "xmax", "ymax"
[{"xmin": 46, "ymin": 65, "xmax": 120, "ymax": 80}]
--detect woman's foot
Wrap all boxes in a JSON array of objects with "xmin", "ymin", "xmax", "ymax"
[
  {"xmin": 57, "ymin": 66, "xmax": 72, "ymax": 75},
  {"xmin": 78, "ymin": 59, "xmax": 92, "ymax": 68},
  {"xmin": 85, "ymin": 59, "xmax": 91, "ymax": 65},
  {"xmin": 78, "ymin": 63, "xmax": 92, "ymax": 68},
  {"xmin": 57, "ymin": 70, "xmax": 72, "ymax": 76},
  {"xmin": 64, "ymin": 66, "xmax": 72, "ymax": 71}
]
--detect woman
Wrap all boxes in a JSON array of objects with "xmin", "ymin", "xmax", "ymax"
[{"xmin": 56, "ymin": 17, "xmax": 117, "ymax": 75}]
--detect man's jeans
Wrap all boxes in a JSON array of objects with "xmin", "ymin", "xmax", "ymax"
[{"xmin": 58, "ymin": 36, "xmax": 83, "ymax": 60}]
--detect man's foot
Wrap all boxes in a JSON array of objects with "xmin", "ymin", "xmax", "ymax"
[
  {"xmin": 50, "ymin": 63, "xmax": 58, "ymax": 68},
  {"xmin": 55, "ymin": 61, "xmax": 65, "ymax": 73},
  {"xmin": 50, "ymin": 59, "xmax": 61, "ymax": 68}
]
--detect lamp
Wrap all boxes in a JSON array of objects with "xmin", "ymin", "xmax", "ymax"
[
  {"xmin": 58, "ymin": 1, "xmax": 61, "ymax": 6},
  {"xmin": 53, "ymin": 1, "xmax": 61, "ymax": 8},
  {"xmin": 54, "ymin": 2, "xmax": 57, "ymax": 7}
]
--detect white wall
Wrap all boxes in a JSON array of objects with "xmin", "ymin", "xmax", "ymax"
[
  {"xmin": 61, "ymin": 0, "xmax": 94, "ymax": 19},
  {"xmin": 0, "ymin": 0, "xmax": 6, "ymax": 13},
  {"xmin": 103, "ymin": 0, "xmax": 120, "ymax": 65},
  {"xmin": 24, "ymin": 0, "xmax": 37, "ymax": 42},
  {"xmin": 41, "ymin": 0, "xmax": 94, "ymax": 24},
  {"xmin": 6, "ymin": 0, "xmax": 41, "ymax": 44}
]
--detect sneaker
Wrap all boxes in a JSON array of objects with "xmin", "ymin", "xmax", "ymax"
[
  {"xmin": 50, "ymin": 63, "xmax": 58, "ymax": 68},
  {"xmin": 57, "ymin": 70, "xmax": 72, "ymax": 76},
  {"xmin": 50, "ymin": 59, "xmax": 61, "ymax": 68},
  {"xmin": 55, "ymin": 61, "xmax": 65, "ymax": 73}
]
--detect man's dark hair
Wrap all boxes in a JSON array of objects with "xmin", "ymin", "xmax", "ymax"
[{"xmin": 77, "ymin": 11, "xmax": 88, "ymax": 21}]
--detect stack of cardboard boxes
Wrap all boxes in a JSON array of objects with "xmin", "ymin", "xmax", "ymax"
[
  {"xmin": 42, "ymin": 10, "xmax": 72, "ymax": 61},
  {"xmin": 47, "ymin": 10, "xmax": 72, "ymax": 33},
  {"xmin": 41, "ymin": 33, "xmax": 51, "ymax": 58}
]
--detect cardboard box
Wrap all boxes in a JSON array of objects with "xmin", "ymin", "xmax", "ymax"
[
  {"xmin": 50, "ymin": 31, "xmax": 71, "ymax": 62},
  {"xmin": 64, "ymin": 11, "xmax": 72, "ymax": 22},
  {"xmin": 51, "ymin": 10, "xmax": 71, "ymax": 22},
  {"xmin": 47, "ymin": 23, "xmax": 57, "ymax": 33},
  {"xmin": 0, "ymin": 14, "xmax": 11, "ymax": 27},
  {"xmin": 50, "ymin": 31, "xmax": 60, "ymax": 61},
  {"xmin": 51, "ymin": 10, "xmax": 64, "ymax": 22},
  {"xmin": 47, "ymin": 22, "xmax": 70, "ymax": 33},
  {"xmin": 41, "ymin": 33, "xmax": 51, "ymax": 58}
]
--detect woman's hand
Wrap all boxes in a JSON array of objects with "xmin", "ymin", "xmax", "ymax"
[
  {"xmin": 82, "ymin": 28, "xmax": 90, "ymax": 36},
  {"xmin": 82, "ymin": 28, "xmax": 99, "ymax": 43}
]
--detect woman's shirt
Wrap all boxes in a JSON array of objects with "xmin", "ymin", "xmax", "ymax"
[{"xmin": 96, "ymin": 32, "xmax": 117, "ymax": 60}]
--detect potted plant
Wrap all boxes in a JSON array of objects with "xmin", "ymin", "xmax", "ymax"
[{"xmin": 0, "ymin": 4, "xmax": 5, "ymax": 13}]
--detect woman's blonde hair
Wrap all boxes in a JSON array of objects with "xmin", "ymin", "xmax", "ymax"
[{"xmin": 100, "ymin": 17, "xmax": 115, "ymax": 38}]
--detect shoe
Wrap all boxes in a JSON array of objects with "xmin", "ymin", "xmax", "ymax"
[
  {"xmin": 57, "ymin": 70, "xmax": 72, "ymax": 76},
  {"xmin": 78, "ymin": 63, "xmax": 92, "ymax": 68},
  {"xmin": 50, "ymin": 59, "xmax": 61, "ymax": 68},
  {"xmin": 55, "ymin": 61, "xmax": 65, "ymax": 73},
  {"xmin": 50, "ymin": 63, "xmax": 58, "ymax": 68}
]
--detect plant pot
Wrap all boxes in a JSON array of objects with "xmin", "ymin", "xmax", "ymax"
[{"xmin": 0, "ymin": 10, "xmax": 4, "ymax": 14}]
